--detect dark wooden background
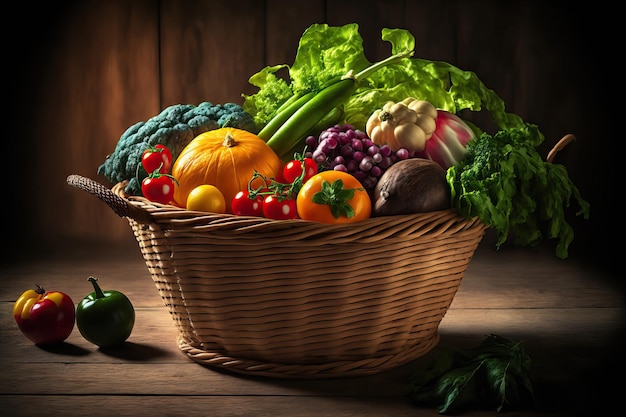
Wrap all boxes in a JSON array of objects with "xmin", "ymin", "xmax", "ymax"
[{"xmin": 5, "ymin": 1, "xmax": 618, "ymax": 276}]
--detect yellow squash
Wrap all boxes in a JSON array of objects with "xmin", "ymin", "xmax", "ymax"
[{"xmin": 365, "ymin": 98, "xmax": 437, "ymax": 151}]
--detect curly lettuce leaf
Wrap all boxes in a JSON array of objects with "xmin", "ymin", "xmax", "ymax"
[
  {"xmin": 243, "ymin": 23, "xmax": 526, "ymax": 134},
  {"xmin": 242, "ymin": 64, "xmax": 292, "ymax": 125},
  {"xmin": 345, "ymin": 28, "xmax": 525, "ymax": 131},
  {"xmin": 290, "ymin": 23, "xmax": 371, "ymax": 93},
  {"xmin": 243, "ymin": 23, "xmax": 372, "ymax": 126}
]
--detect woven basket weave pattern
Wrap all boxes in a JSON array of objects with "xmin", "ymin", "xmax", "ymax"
[
  {"xmin": 68, "ymin": 175, "xmax": 486, "ymax": 378},
  {"xmin": 121, "ymin": 185, "xmax": 486, "ymax": 377}
]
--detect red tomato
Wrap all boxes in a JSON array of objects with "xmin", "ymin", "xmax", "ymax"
[
  {"xmin": 283, "ymin": 157, "xmax": 318, "ymax": 183},
  {"xmin": 142, "ymin": 144, "xmax": 173, "ymax": 174},
  {"xmin": 273, "ymin": 168, "xmax": 287, "ymax": 184},
  {"xmin": 13, "ymin": 286, "xmax": 75, "ymax": 345},
  {"xmin": 232, "ymin": 190, "xmax": 264, "ymax": 217},
  {"xmin": 263, "ymin": 194, "xmax": 298, "ymax": 220},
  {"xmin": 142, "ymin": 174, "xmax": 176, "ymax": 204}
]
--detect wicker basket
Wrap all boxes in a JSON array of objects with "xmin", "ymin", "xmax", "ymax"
[{"xmin": 67, "ymin": 174, "xmax": 487, "ymax": 379}]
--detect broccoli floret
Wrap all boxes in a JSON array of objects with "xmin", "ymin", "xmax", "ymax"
[{"xmin": 97, "ymin": 102, "xmax": 258, "ymax": 195}]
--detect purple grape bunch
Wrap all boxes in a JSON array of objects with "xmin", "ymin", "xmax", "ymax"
[{"xmin": 304, "ymin": 124, "xmax": 414, "ymax": 191}]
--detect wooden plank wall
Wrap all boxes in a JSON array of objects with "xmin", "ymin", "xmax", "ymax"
[{"xmin": 6, "ymin": 1, "xmax": 618, "ymax": 273}]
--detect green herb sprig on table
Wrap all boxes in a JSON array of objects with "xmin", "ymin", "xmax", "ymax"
[{"xmin": 408, "ymin": 334, "xmax": 536, "ymax": 414}]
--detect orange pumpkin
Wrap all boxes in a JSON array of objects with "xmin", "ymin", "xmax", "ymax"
[{"xmin": 171, "ymin": 127, "xmax": 282, "ymax": 213}]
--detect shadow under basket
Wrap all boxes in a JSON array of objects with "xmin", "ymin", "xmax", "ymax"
[{"xmin": 67, "ymin": 174, "xmax": 487, "ymax": 379}]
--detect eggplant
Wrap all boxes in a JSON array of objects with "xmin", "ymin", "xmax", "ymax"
[{"xmin": 373, "ymin": 158, "xmax": 451, "ymax": 216}]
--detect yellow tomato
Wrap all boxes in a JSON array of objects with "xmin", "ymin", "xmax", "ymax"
[{"xmin": 186, "ymin": 184, "xmax": 226, "ymax": 213}]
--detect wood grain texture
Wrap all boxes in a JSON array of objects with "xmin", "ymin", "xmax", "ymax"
[
  {"xmin": 0, "ymin": 238, "xmax": 623, "ymax": 417},
  {"xmin": 265, "ymin": 0, "xmax": 326, "ymax": 65},
  {"xmin": 160, "ymin": 0, "xmax": 266, "ymax": 104},
  {"xmin": 2, "ymin": 2, "xmax": 621, "ymax": 413},
  {"xmin": 326, "ymin": 0, "xmax": 407, "ymax": 60},
  {"xmin": 9, "ymin": 1, "xmax": 161, "ymax": 246},
  {"xmin": 5, "ymin": 1, "xmax": 619, "ymax": 287}
]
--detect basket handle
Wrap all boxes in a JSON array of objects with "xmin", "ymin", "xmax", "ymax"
[
  {"xmin": 66, "ymin": 174, "xmax": 144, "ymax": 220},
  {"xmin": 547, "ymin": 133, "xmax": 576, "ymax": 163}
]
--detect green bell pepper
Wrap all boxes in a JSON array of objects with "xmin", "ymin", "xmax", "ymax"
[{"xmin": 76, "ymin": 276, "xmax": 135, "ymax": 348}]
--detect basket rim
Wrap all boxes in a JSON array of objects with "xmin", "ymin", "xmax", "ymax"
[{"xmin": 111, "ymin": 180, "xmax": 486, "ymax": 232}]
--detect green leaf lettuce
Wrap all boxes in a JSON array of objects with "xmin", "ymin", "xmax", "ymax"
[{"xmin": 242, "ymin": 23, "xmax": 524, "ymax": 134}]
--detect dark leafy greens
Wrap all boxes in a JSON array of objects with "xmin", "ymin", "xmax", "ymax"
[
  {"xmin": 408, "ymin": 334, "xmax": 536, "ymax": 414},
  {"xmin": 447, "ymin": 124, "xmax": 590, "ymax": 259}
]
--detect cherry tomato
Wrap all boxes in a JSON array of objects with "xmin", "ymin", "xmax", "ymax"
[
  {"xmin": 263, "ymin": 194, "xmax": 298, "ymax": 220},
  {"xmin": 283, "ymin": 157, "xmax": 318, "ymax": 183},
  {"xmin": 13, "ymin": 285, "xmax": 75, "ymax": 345},
  {"xmin": 273, "ymin": 168, "xmax": 287, "ymax": 184},
  {"xmin": 232, "ymin": 190, "xmax": 264, "ymax": 217},
  {"xmin": 142, "ymin": 174, "xmax": 176, "ymax": 204},
  {"xmin": 186, "ymin": 184, "xmax": 226, "ymax": 213},
  {"xmin": 142, "ymin": 144, "xmax": 173, "ymax": 174},
  {"xmin": 297, "ymin": 170, "xmax": 371, "ymax": 224}
]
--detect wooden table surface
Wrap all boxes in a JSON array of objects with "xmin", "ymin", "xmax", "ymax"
[{"xmin": 1, "ymin": 231, "xmax": 622, "ymax": 417}]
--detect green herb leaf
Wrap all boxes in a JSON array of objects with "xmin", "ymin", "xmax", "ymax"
[
  {"xmin": 311, "ymin": 179, "xmax": 356, "ymax": 219},
  {"xmin": 436, "ymin": 362, "xmax": 485, "ymax": 413},
  {"xmin": 408, "ymin": 334, "xmax": 536, "ymax": 414}
]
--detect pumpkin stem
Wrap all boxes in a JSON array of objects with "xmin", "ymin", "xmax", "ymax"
[{"xmin": 223, "ymin": 133, "xmax": 237, "ymax": 148}]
